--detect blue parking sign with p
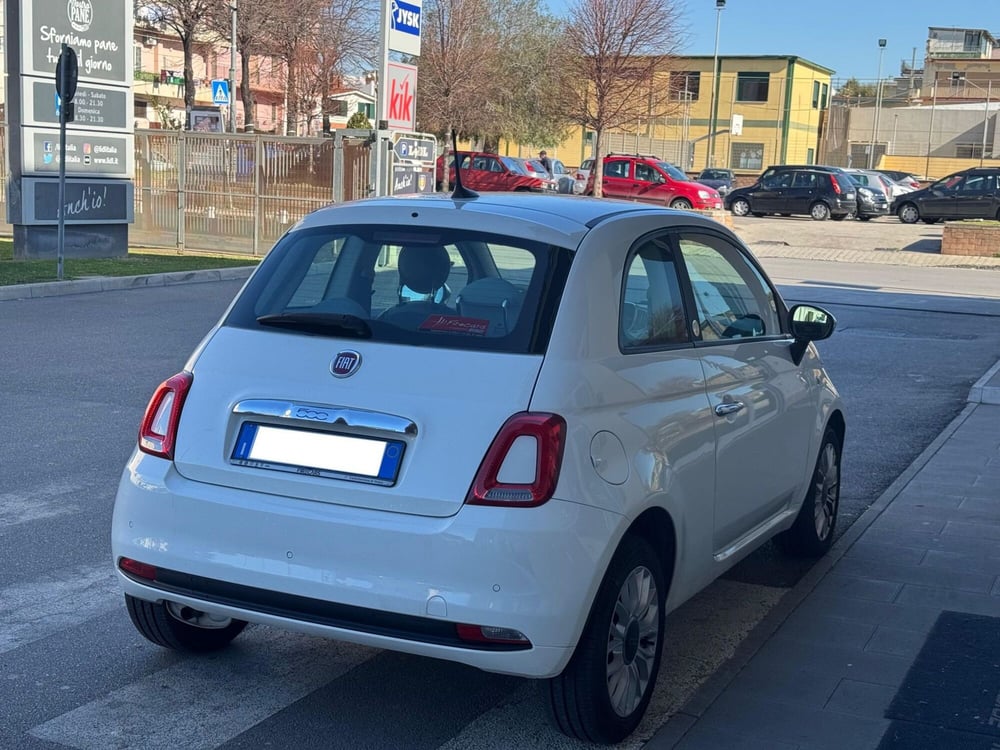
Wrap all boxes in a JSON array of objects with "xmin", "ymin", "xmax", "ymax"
[{"xmin": 211, "ymin": 80, "xmax": 230, "ymax": 106}]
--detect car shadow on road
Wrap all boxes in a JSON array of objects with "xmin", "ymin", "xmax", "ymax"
[{"xmin": 901, "ymin": 237, "xmax": 943, "ymax": 254}]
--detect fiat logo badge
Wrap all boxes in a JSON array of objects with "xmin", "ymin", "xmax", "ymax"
[{"xmin": 331, "ymin": 350, "xmax": 361, "ymax": 378}]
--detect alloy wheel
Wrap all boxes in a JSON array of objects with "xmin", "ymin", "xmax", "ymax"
[
  {"xmin": 812, "ymin": 443, "xmax": 840, "ymax": 541},
  {"xmin": 606, "ymin": 565, "xmax": 660, "ymax": 718}
]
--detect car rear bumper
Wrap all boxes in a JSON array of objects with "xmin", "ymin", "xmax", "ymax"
[
  {"xmin": 111, "ymin": 452, "xmax": 621, "ymax": 677},
  {"xmin": 856, "ymin": 199, "xmax": 891, "ymax": 217}
]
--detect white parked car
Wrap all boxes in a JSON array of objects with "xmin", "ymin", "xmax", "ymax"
[
  {"xmin": 112, "ymin": 190, "xmax": 845, "ymax": 744},
  {"xmin": 573, "ymin": 157, "xmax": 595, "ymax": 194}
]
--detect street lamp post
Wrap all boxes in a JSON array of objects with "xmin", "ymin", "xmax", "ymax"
[
  {"xmin": 868, "ymin": 38, "xmax": 887, "ymax": 169},
  {"xmin": 706, "ymin": 0, "xmax": 725, "ymax": 169},
  {"xmin": 229, "ymin": 0, "xmax": 237, "ymax": 133}
]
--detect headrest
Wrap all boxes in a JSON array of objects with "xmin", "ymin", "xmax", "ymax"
[{"xmin": 397, "ymin": 245, "xmax": 451, "ymax": 294}]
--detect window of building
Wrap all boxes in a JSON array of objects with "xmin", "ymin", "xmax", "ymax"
[
  {"xmin": 736, "ymin": 72, "xmax": 770, "ymax": 102},
  {"xmin": 731, "ymin": 143, "xmax": 764, "ymax": 171},
  {"xmin": 955, "ymin": 143, "xmax": 985, "ymax": 159},
  {"xmin": 358, "ymin": 103, "xmax": 374, "ymax": 118},
  {"xmin": 812, "ymin": 81, "xmax": 820, "ymax": 109},
  {"xmin": 821, "ymin": 83, "xmax": 829, "ymax": 108},
  {"xmin": 964, "ymin": 31, "xmax": 982, "ymax": 52},
  {"xmin": 670, "ymin": 71, "xmax": 700, "ymax": 100},
  {"xmin": 806, "ymin": 148, "xmax": 815, "ymax": 165},
  {"xmin": 134, "ymin": 44, "xmax": 143, "ymax": 73}
]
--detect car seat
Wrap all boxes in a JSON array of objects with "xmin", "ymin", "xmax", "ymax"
[
  {"xmin": 455, "ymin": 277, "xmax": 523, "ymax": 336},
  {"xmin": 378, "ymin": 245, "xmax": 453, "ymax": 328}
]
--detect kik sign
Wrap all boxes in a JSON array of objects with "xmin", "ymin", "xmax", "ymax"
[
  {"xmin": 388, "ymin": 0, "xmax": 421, "ymax": 57},
  {"xmin": 386, "ymin": 62, "xmax": 417, "ymax": 131}
]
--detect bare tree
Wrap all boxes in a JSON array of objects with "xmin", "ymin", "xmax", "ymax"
[
  {"xmin": 137, "ymin": 0, "xmax": 213, "ymax": 113},
  {"xmin": 206, "ymin": 0, "xmax": 282, "ymax": 130},
  {"xmin": 562, "ymin": 0, "xmax": 685, "ymax": 196},
  {"xmin": 417, "ymin": 0, "xmax": 495, "ymax": 169},
  {"xmin": 303, "ymin": 0, "xmax": 378, "ymax": 127}
]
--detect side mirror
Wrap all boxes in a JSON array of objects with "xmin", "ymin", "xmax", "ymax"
[{"xmin": 788, "ymin": 304, "xmax": 836, "ymax": 365}]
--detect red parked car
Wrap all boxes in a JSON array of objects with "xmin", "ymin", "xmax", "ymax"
[
  {"xmin": 435, "ymin": 152, "xmax": 557, "ymax": 193},
  {"xmin": 586, "ymin": 154, "xmax": 723, "ymax": 210}
]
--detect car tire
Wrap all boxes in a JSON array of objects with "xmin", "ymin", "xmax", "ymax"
[
  {"xmin": 544, "ymin": 535, "xmax": 666, "ymax": 745},
  {"xmin": 897, "ymin": 203, "xmax": 920, "ymax": 224},
  {"xmin": 810, "ymin": 202, "xmax": 831, "ymax": 221},
  {"xmin": 775, "ymin": 427, "xmax": 841, "ymax": 558},
  {"xmin": 125, "ymin": 594, "xmax": 248, "ymax": 652},
  {"xmin": 730, "ymin": 197, "xmax": 751, "ymax": 216},
  {"xmin": 831, "ymin": 214, "xmax": 847, "ymax": 221},
  {"xmin": 857, "ymin": 215, "xmax": 872, "ymax": 222},
  {"xmin": 670, "ymin": 198, "xmax": 692, "ymax": 210}
]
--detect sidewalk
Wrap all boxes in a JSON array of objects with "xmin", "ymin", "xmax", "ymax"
[{"xmin": 649, "ymin": 362, "xmax": 1000, "ymax": 750}]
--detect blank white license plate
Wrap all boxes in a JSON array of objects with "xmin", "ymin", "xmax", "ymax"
[{"xmin": 231, "ymin": 422, "xmax": 405, "ymax": 486}]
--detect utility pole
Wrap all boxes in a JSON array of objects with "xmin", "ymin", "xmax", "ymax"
[
  {"xmin": 229, "ymin": 0, "xmax": 237, "ymax": 132},
  {"xmin": 706, "ymin": 0, "xmax": 725, "ymax": 169},
  {"xmin": 868, "ymin": 38, "xmax": 887, "ymax": 169}
]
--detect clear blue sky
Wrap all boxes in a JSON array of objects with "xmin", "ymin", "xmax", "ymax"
[{"xmin": 545, "ymin": 0, "xmax": 997, "ymax": 81}]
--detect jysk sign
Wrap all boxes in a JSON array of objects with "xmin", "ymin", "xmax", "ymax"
[
  {"xmin": 388, "ymin": 0, "xmax": 421, "ymax": 57},
  {"xmin": 21, "ymin": 0, "xmax": 131, "ymax": 85}
]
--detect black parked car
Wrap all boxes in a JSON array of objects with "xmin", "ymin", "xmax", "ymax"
[
  {"xmin": 843, "ymin": 174, "xmax": 890, "ymax": 221},
  {"xmin": 725, "ymin": 165, "xmax": 857, "ymax": 221},
  {"xmin": 893, "ymin": 168, "xmax": 1000, "ymax": 224},
  {"xmin": 695, "ymin": 168, "xmax": 736, "ymax": 196}
]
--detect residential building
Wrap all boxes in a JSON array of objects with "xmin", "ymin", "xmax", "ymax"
[
  {"xmin": 132, "ymin": 24, "xmax": 286, "ymax": 133},
  {"xmin": 517, "ymin": 55, "xmax": 834, "ymax": 175},
  {"xmin": 922, "ymin": 27, "xmax": 1000, "ymax": 102}
]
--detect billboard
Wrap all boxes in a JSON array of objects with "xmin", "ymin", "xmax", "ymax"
[{"xmin": 385, "ymin": 62, "xmax": 417, "ymax": 131}]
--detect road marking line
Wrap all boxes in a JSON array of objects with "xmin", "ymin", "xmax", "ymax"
[
  {"xmin": 30, "ymin": 628, "xmax": 377, "ymax": 750},
  {"xmin": 0, "ymin": 563, "xmax": 120, "ymax": 654}
]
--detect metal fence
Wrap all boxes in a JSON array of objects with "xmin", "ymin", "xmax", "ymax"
[
  {"xmin": 0, "ymin": 126, "xmax": 373, "ymax": 255},
  {"xmin": 133, "ymin": 129, "xmax": 373, "ymax": 255}
]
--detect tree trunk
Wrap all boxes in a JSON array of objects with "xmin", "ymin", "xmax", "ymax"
[
  {"xmin": 240, "ymin": 52, "xmax": 255, "ymax": 130},
  {"xmin": 182, "ymin": 35, "xmax": 196, "ymax": 115},
  {"xmin": 442, "ymin": 120, "xmax": 452, "ymax": 192},
  {"xmin": 286, "ymin": 56, "xmax": 298, "ymax": 136}
]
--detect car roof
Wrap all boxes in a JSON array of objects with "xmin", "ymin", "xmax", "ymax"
[{"xmin": 295, "ymin": 193, "xmax": 724, "ymax": 246}]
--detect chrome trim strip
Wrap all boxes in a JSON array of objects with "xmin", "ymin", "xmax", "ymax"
[{"xmin": 233, "ymin": 400, "xmax": 417, "ymax": 436}]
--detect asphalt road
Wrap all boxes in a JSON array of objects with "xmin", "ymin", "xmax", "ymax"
[{"xmin": 2, "ymin": 268, "xmax": 999, "ymax": 750}]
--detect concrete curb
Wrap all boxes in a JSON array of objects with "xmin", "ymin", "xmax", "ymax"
[
  {"xmin": 645, "ymin": 373, "xmax": 994, "ymax": 748},
  {"xmin": 0, "ymin": 266, "xmax": 256, "ymax": 302},
  {"xmin": 969, "ymin": 359, "xmax": 1000, "ymax": 405}
]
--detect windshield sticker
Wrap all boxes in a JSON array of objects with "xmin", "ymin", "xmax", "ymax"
[{"xmin": 419, "ymin": 315, "xmax": 490, "ymax": 336}]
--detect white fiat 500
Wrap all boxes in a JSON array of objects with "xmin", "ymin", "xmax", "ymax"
[{"xmin": 112, "ymin": 191, "xmax": 844, "ymax": 744}]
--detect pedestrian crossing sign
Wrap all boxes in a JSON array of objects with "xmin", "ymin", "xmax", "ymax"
[{"xmin": 211, "ymin": 80, "xmax": 230, "ymax": 106}]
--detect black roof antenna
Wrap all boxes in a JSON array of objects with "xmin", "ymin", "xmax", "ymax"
[{"xmin": 449, "ymin": 129, "xmax": 479, "ymax": 200}]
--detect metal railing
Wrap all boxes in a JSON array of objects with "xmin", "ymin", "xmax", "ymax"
[{"xmin": 132, "ymin": 129, "xmax": 372, "ymax": 254}]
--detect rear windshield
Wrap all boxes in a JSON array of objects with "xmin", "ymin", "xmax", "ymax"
[{"xmin": 225, "ymin": 225, "xmax": 573, "ymax": 354}]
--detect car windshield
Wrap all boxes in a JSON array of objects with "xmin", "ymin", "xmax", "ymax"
[
  {"xmin": 699, "ymin": 170, "xmax": 730, "ymax": 180},
  {"xmin": 502, "ymin": 157, "xmax": 529, "ymax": 175},
  {"xmin": 656, "ymin": 162, "xmax": 688, "ymax": 181},
  {"xmin": 225, "ymin": 224, "xmax": 573, "ymax": 354}
]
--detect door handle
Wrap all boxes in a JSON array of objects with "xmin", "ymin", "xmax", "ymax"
[{"xmin": 714, "ymin": 402, "xmax": 745, "ymax": 417}]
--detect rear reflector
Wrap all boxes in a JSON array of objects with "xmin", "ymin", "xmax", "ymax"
[
  {"xmin": 456, "ymin": 623, "xmax": 530, "ymax": 645},
  {"xmin": 119, "ymin": 557, "xmax": 157, "ymax": 581}
]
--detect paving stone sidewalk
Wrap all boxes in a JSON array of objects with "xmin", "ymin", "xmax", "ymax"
[{"xmin": 649, "ymin": 363, "xmax": 1000, "ymax": 750}]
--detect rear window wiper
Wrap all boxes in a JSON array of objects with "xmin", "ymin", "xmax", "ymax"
[{"xmin": 256, "ymin": 312, "xmax": 372, "ymax": 338}]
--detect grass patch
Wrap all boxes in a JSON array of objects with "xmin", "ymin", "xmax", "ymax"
[{"xmin": 0, "ymin": 239, "xmax": 258, "ymax": 286}]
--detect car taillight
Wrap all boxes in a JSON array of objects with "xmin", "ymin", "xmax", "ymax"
[
  {"xmin": 466, "ymin": 412, "xmax": 566, "ymax": 507},
  {"xmin": 829, "ymin": 174, "xmax": 842, "ymax": 194},
  {"xmin": 138, "ymin": 372, "xmax": 192, "ymax": 459}
]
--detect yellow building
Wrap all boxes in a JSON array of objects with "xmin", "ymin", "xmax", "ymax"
[{"xmin": 534, "ymin": 55, "xmax": 835, "ymax": 174}]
